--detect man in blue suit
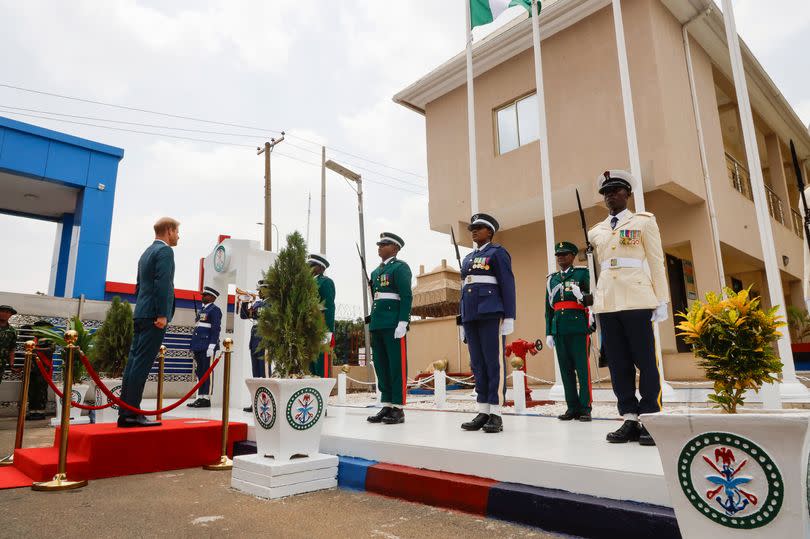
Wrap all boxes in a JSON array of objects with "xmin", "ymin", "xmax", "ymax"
[
  {"xmin": 238, "ymin": 280, "xmax": 269, "ymax": 412},
  {"xmin": 118, "ymin": 217, "xmax": 179, "ymax": 428},
  {"xmin": 457, "ymin": 213, "xmax": 516, "ymax": 434},
  {"xmin": 187, "ymin": 286, "xmax": 222, "ymax": 408}
]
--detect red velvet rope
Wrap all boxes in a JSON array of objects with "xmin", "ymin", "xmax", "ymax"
[
  {"xmin": 33, "ymin": 354, "xmax": 113, "ymax": 411},
  {"xmin": 78, "ymin": 352, "xmax": 221, "ymax": 416}
]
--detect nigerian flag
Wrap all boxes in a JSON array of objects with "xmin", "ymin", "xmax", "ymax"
[{"xmin": 470, "ymin": 0, "xmax": 536, "ymax": 29}]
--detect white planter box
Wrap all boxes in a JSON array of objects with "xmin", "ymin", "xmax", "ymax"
[
  {"xmin": 94, "ymin": 378, "xmax": 123, "ymax": 423},
  {"xmin": 53, "ymin": 384, "xmax": 90, "ymax": 425},
  {"xmin": 245, "ymin": 377, "xmax": 335, "ymax": 461},
  {"xmin": 642, "ymin": 409, "xmax": 810, "ymax": 538}
]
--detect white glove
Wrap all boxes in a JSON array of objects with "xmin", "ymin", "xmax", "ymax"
[
  {"xmin": 322, "ymin": 332, "xmax": 333, "ymax": 345},
  {"xmin": 459, "ymin": 326, "xmax": 465, "ymax": 342},
  {"xmin": 394, "ymin": 321, "xmax": 408, "ymax": 339},
  {"xmin": 546, "ymin": 335, "xmax": 555, "ymax": 349},
  {"xmin": 500, "ymin": 318, "xmax": 515, "ymax": 336},
  {"xmin": 206, "ymin": 344, "xmax": 215, "ymax": 358},
  {"xmin": 651, "ymin": 302, "xmax": 669, "ymax": 323},
  {"xmin": 570, "ymin": 283, "xmax": 584, "ymax": 301}
]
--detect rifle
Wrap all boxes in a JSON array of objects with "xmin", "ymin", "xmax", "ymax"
[
  {"xmin": 192, "ymin": 291, "xmax": 199, "ymax": 318},
  {"xmin": 355, "ymin": 243, "xmax": 373, "ymax": 291},
  {"xmin": 576, "ymin": 189, "xmax": 605, "ymax": 369},
  {"xmin": 450, "ymin": 226, "xmax": 463, "ymax": 270},
  {"xmin": 790, "ymin": 139, "xmax": 810, "ymax": 254}
]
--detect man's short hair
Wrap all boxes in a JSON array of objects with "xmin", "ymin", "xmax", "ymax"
[{"xmin": 154, "ymin": 217, "xmax": 180, "ymax": 236}]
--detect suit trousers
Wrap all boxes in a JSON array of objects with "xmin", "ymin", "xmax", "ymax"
[
  {"xmin": 249, "ymin": 327, "xmax": 266, "ymax": 378},
  {"xmin": 599, "ymin": 309, "xmax": 661, "ymax": 415},
  {"xmin": 119, "ymin": 318, "xmax": 167, "ymax": 418},
  {"xmin": 193, "ymin": 349, "xmax": 212, "ymax": 396},
  {"xmin": 371, "ymin": 328, "xmax": 407, "ymax": 406},
  {"xmin": 463, "ymin": 318, "xmax": 506, "ymax": 406},
  {"xmin": 554, "ymin": 333, "xmax": 592, "ymax": 413}
]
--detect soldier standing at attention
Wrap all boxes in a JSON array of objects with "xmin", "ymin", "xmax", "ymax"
[
  {"xmin": 308, "ymin": 254, "xmax": 336, "ymax": 378},
  {"xmin": 28, "ymin": 320, "xmax": 56, "ymax": 420},
  {"xmin": 366, "ymin": 233, "xmax": 413, "ymax": 425},
  {"xmin": 0, "ymin": 305, "xmax": 17, "ymax": 392},
  {"xmin": 187, "ymin": 286, "xmax": 222, "ymax": 408},
  {"xmin": 588, "ymin": 170, "xmax": 669, "ymax": 446},
  {"xmin": 545, "ymin": 242, "xmax": 593, "ymax": 422},
  {"xmin": 239, "ymin": 280, "xmax": 269, "ymax": 412},
  {"xmin": 458, "ymin": 214, "xmax": 516, "ymax": 434}
]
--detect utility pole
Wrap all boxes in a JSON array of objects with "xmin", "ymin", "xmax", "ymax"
[
  {"xmin": 257, "ymin": 131, "xmax": 285, "ymax": 252},
  {"xmin": 306, "ymin": 191, "xmax": 312, "ymax": 246},
  {"xmin": 320, "ymin": 146, "xmax": 327, "ymax": 254}
]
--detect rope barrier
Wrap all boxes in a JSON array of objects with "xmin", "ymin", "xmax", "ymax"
[
  {"xmin": 345, "ymin": 376, "xmax": 376, "ymax": 386},
  {"xmin": 407, "ymin": 374, "xmax": 435, "ymax": 387},
  {"xmin": 33, "ymin": 354, "xmax": 113, "ymax": 411},
  {"xmin": 525, "ymin": 374, "xmax": 556, "ymax": 385},
  {"xmin": 79, "ymin": 352, "xmax": 221, "ymax": 416},
  {"xmin": 445, "ymin": 375, "xmax": 475, "ymax": 386}
]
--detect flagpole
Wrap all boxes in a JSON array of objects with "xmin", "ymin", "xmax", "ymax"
[
  {"xmin": 611, "ymin": 0, "xmax": 673, "ymax": 399},
  {"xmin": 465, "ymin": 0, "xmax": 480, "ymax": 214},
  {"xmin": 721, "ymin": 0, "xmax": 804, "ymax": 403},
  {"xmin": 530, "ymin": 0, "xmax": 564, "ymax": 398}
]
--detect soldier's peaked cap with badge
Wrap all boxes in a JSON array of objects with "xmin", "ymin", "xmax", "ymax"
[
  {"xmin": 597, "ymin": 170, "xmax": 634, "ymax": 194},
  {"xmin": 257, "ymin": 280, "xmax": 269, "ymax": 289},
  {"xmin": 202, "ymin": 286, "xmax": 220, "ymax": 298},
  {"xmin": 307, "ymin": 253, "xmax": 330, "ymax": 268},
  {"xmin": 554, "ymin": 241, "xmax": 579, "ymax": 255},
  {"xmin": 376, "ymin": 232, "xmax": 404, "ymax": 249},
  {"xmin": 0, "ymin": 305, "xmax": 17, "ymax": 315},
  {"xmin": 467, "ymin": 213, "xmax": 499, "ymax": 233}
]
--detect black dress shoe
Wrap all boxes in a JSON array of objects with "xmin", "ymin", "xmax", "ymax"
[
  {"xmin": 638, "ymin": 425, "xmax": 656, "ymax": 446},
  {"xmin": 557, "ymin": 410, "xmax": 580, "ymax": 421},
  {"xmin": 25, "ymin": 412, "xmax": 46, "ymax": 421},
  {"xmin": 367, "ymin": 406, "xmax": 392, "ymax": 423},
  {"xmin": 118, "ymin": 415, "xmax": 162, "ymax": 428},
  {"xmin": 196, "ymin": 399, "xmax": 210, "ymax": 408},
  {"xmin": 243, "ymin": 406, "xmax": 253, "ymax": 413},
  {"xmin": 482, "ymin": 414, "xmax": 503, "ymax": 433},
  {"xmin": 606, "ymin": 420, "xmax": 641, "ymax": 443},
  {"xmin": 578, "ymin": 412, "xmax": 592, "ymax": 422},
  {"xmin": 382, "ymin": 407, "xmax": 404, "ymax": 424},
  {"xmin": 461, "ymin": 413, "xmax": 490, "ymax": 431}
]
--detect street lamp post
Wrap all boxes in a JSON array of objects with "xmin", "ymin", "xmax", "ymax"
[
  {"xmin": 256, "ymin": 222, "xmax": 280, "ymax": 248},
  {"xmin": 324, "ymin": 159, "xmax": 372, "ymax": 371}
]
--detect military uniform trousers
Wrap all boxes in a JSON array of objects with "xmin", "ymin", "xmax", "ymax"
[
  {"xmin": 554, "ymin": 333, "xmax": 591, "ymax": 413},
  {"xmin": 371, "ymin": 329, "xmax": 407, "ymax": 406},
  {"xmin": 599, "ymin": 308, "xmax": 661, "ymax": 415},
  {"xmin": 28, "ymin": 351, "xmax": 50, "ymax": 411},
  {"xmin": 463, "ymin": 318, "xmax": 506, "ymax": 405},
  {"xmin": 311, "ymin": 333, "xmax": 335, "ymax": 378},
  {"xmin": 193, "ymin": 348, "xmax": 217, "ymax": 396},
  {"xmin": 119, "ymin": 319, "xmax": 166, "ymax": 418},
  {"xmin": 247, "ymin": 326, "xmax": 266, "ymax": 378}
]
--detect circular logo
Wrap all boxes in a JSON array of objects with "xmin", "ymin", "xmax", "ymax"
[
  {"xmin": 96, "ymin": 384, "xmax": 122, "ymax": 411},
  {"xmin": 253, "ymin": 387, "xmax": 276, "ymax": 430},
  {"xmin": 71, "ymin": 389, "xmax": 81, "ymax": 404},
  {"xmin": 678, "ymin": 432, "xmax": 783, "ymax": 530},
  {"xmin": 285, "ymin": 387, "xmax": 323, "ymax": 430},
  {"xmin": 213, "ymin": 244, "xmax": 228, "ymax": 273}
]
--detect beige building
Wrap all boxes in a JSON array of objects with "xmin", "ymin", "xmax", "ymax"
[{"xmin": 395, "ymin": 0, "xmax": 810, "ymax": 383}]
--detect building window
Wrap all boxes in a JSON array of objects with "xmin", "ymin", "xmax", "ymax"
[{"xmin": 495, "ymin": 93, "xmax": 539, "ymax": 155}]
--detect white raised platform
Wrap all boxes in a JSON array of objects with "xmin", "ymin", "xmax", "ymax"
[{"xmin": 232, "ymin": 453, "xmax": 338, "ymax": 499}]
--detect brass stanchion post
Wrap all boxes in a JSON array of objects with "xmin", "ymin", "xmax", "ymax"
[
  {"xmin": 204, "ymin": 338, "xmax": 232, "ymax": 471},
  {"xmin": 0, "ymin": 341, "xmax": 35, "ymax": 467},
  {"xmin": 32, "ymin": 330, "xmax": 88, "ymax": 491},
  {"xmin": 157, "ymin": 345, "xmax": 166, "ymax": 421}
]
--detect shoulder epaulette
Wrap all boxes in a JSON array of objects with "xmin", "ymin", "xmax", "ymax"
[
  {"xmin": 573, "ymin": 266, "xmax": 589, "ymax": 271},
  {"xmin": 635, "ymin": 211, "xmax": 654, "ymax": 218}
]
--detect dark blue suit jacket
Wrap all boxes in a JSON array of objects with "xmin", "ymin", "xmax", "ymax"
[
  {"xmin": 460, "ymin": 243, "xmax": 516, "ymax": 323},
  {"xmin": 132, "ymin": 240, "xmax": 176, "ymax": 322}
]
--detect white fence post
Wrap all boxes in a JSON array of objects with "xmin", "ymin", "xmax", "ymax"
[
  {"xmin": 512, "ymin": 370, "xmax": 526, "ymax": 414},
  {"xmin": 434, "ymin": 370, "xmax": 447, "ymax": 410},
  {"xmin": 337, "ymin": 372, "xmax": 347, "ymax": 404}
]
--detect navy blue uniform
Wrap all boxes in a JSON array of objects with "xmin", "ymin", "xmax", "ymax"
[
  {"xmin": 460, "ymin": 243, "xmax": 517, "ymax": 406},
  {"xmin": 190, "ymin": 302, "xmax": 222, "ymax": 396},
  {"xmin": 239, "ymin": 299, "xmax": 266, "ymax": 377}
]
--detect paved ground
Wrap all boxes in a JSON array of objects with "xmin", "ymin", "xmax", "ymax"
[{"xmin": 0, "ymin": 418, "xmax": 565, "ymax": 539}]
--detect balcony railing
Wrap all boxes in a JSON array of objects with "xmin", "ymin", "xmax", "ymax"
[
  {"xmin": 726, "ymin": 153, "xmax": 753, "ymax": 200},
  {"xmin": 793, "ymin": 209, "xmax": 805, "ymax": 239},
  {"xmin": 764, "ymin": 184, "xmax": 785, "ymax": 225}
]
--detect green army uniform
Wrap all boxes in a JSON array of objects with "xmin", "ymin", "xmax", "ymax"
[
  {"xmin": 545, "ymin": 242, "xmax": 593, "ymax": 416},
  {"xmin": 30, "ymin": 322, "xmax": 56, "ymax": 415},
  {"xmin": 369, "ymin": 242, "xmax": 413, "ymax": 408},
  {"xmin": 0, "ymin": 324, "xmax": 18, "ymax": 387},
  {"xmin": 311, "ymin": 261, "xmax": 336, "ymax": 377}
]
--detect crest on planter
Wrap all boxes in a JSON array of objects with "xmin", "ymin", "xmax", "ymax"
[
  {"xmin": 96, "ymin": 384, "xmax": 122, "ymax": 411},
  {"xmin": 71, "ymin": 389, "xmax": 82, "ymax": 404},
  {"xmin": 286, "ymin": 387, "xmax": 323, "ymax": 431},
  {"xmin": 678, "ymin": 432, "xmax": 783, "ymax": 530},
  {"xmin": 253, "ymin": 387, "xmax": 277, "ymax": 430}
]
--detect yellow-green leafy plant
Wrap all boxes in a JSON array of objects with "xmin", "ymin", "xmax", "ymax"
[{"xmin": 676, "ymin": 287, "xmax": 784, "ymax": 413}]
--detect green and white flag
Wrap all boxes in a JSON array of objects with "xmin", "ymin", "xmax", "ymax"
[{"xmin": 469, "ymin": 0, "xmax": 536, "ymax": 29}]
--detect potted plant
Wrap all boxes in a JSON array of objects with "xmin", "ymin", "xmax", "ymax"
[
  {"xmin": 89, "ymin": 296, "xmax": 134, "ymax": 423},
  {"xmin": 786, "ymin": 306, "xmax": 810, "ymax": 371},
  {"xmin": 245, "ymin": 231, "xmax": 333, "ymax": 461},
  {"xmin": 33, "ymin": 317, "xmax": 95, "ymax": 423},
  {"xmin": 642, "ymin": 288, "xmax": 810, "ymax": 538}
]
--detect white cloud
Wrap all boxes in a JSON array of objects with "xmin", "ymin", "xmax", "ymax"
[{"xmin": 734, "ymin": 0, "xmax": 810, "ymax": 56}]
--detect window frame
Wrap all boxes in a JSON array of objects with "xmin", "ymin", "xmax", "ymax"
[{"xmin": 493, "ymin": 91, "xmax": 539, "ymax": 156}]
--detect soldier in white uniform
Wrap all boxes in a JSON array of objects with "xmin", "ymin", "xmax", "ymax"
[{"xmin": 588, "ymin": 170, "xmax": 669, "ymax": 446}]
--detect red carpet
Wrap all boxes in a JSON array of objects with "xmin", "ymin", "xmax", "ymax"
[
  {"xmin": 2, "ymin": 419, "xmax": 247, "ymax": 487},
  {"xmin": 0, "ymin": 466, "xmax": 35, "ymax": 489}
]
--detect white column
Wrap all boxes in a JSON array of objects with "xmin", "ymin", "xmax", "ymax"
[
  {"xmin": 721, "ymin": 0, "xmax": 805, "ymax": 402},
  {"xmin": 434, "ymin": 370, "xmax": 447, "ymax": 410},
  {"xmin": 337, "ymin": 372, "xmax": 347, "ymax": 404},
  {"xmin": 512, "ymin": 370, "xmax": 527, "ymax": 414}
]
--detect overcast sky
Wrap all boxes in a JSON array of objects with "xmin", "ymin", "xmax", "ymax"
[{"xmin": 0, "ymin": 0, "xmax": 808, "ymax": 314}]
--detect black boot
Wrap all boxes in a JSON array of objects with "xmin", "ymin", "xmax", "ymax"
[
  {"xmin": 461, "ymin": 413, "xmax": 490, "ymax": 431},
  {"xmin": 382, "ymin": 407, "xmax": 405, "ymax": 424},
  {"xmin": 557, "ymin": 410, "xmax": 580, "ymax": 421},
  {"xmin": 482, "ymin": 414, "xmax": 503, "ymax": 433},
  {"xmin": 606, "ymin": 420, "xmax": 641, "ymax": 443},
  {"xmin": 638, "ymin": 425, "xmax": 656, "ymax": 446},
  {"xmin": 367, "ymin": 406, "xmax": 392, "ymax": 423},
  {"xmin": 578, "ymin": 412, "xmax": 592, "ymax": 422}
]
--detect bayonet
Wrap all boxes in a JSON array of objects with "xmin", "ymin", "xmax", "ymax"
[
  {"xmin": 450, "ymin": 226, "xmax": 463, "ymax": 270},
  {"xmin": 790, "ymin": 139, "xmax": 810, "ymax": 254}
]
